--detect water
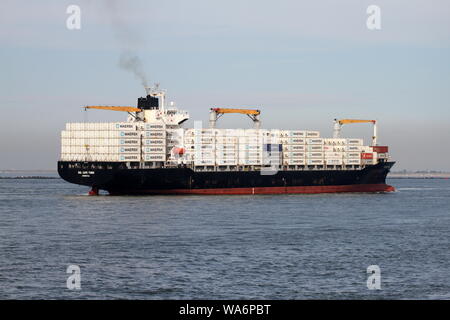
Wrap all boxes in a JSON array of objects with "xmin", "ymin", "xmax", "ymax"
[{"xmin": 0, "ymin": 176, "xmax": 449, "ymax": 299}]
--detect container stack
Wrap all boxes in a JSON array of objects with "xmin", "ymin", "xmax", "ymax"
[
  {"xmin": 216, "ymin": 129, "xmax": 239, "ymax": 166},
  {"xmin": 61, "ymin": 122, "xmax": 141, "ymax": 162},
  {"xmin": 238, "ymin": 129, "xmax": 263, "ymax": 166},
  {"xmin": 184, "ymin": 129, "xmax": 216, "ymax": 166},
  {"xmin": 141, "ymin": 122, "xmax": 166, "ymax": 162}
]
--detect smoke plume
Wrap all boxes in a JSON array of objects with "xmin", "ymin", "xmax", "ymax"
[
  {"xmin": 103, "ymin": 0, "xmax": 149, "ymax": 89},
  {"xmin": 119, "ymin": 52, "xmax": 148, "ymax": 88}
]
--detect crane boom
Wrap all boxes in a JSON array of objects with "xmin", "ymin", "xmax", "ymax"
[
  {"xmin": 211, "ymin": 108, "xmax": 260, "ymax": 115},
  {"xmin": 84, "ymin": 106, "xmax": 141, "ymax": 113},
  {"xmin": 333, "ymin": 118, "xmax": 378, "ymax": 146},
  {"xmin": 338, "ymin": 119, "xmax": 376, "ymax": 125},
  {"xmin": 209, "ymin": 108, "xmax": 261, "ymax": 129}
]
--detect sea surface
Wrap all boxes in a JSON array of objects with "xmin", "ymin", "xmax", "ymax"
[{"xmin": 0, "ymin": 174, "xmax": 449, "ymax": 299}]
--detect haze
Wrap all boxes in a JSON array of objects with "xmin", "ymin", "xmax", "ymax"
[{"xmin": 1, "ymin": 0, "xmax": 449, "ymax": 171}]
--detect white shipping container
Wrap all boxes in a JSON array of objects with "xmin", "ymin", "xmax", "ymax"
[
  {"xmin": 324, "ymin": 152, "xmax": 344, "ymax": 158},
  {"xmin": 306, "ymin": 138, "xmax": 323, "ymax": 145},
  {"xmin": 306, "ymin": 131, "xmax": 320, "ymax": 138},
  {"xmin": 143, "ymin": 139, "xmax": 166, "ymax": 146},
  {"xmin": 142, "ymin": 146, "xmax": 165, "ymax": 153},
  {"xmin": 306, "ymin": 152, "xmax": 324, "ymax": 158},
  {"xmin": 143, "ymin": 154, "xmax": 166, "ymax": 162},
  {"xmin": 239, "ymin": 151, "xmax": 262, "ymax": 158},
  {"xmin": 239, "ymin": 159, "xmax": 262, "ymax": 165},
  {"xmin": 118, "ymin": 154, "xmax": 141, "ymax": 162},
  {"xmin": 110, "ymin": 122, "xmax": 137, "ymax": 131},
  {"xmin": 118, "ymin": 139, "xmax": 140, "ymax": 146},
  {"xmin": 306, "ymin": 145, "xmax": 323, "ymax": 152},
  {"xmin": 283, "ymin": 145, "xmax": 306, "ymax": 152},
  {"xmin": 282, "ymin": 152, "xmax": 305, "ymax": 159},
  {"xmin": 325, "ymin": 159, "xmax": 343, "ymax": 165},
  {"xmin": 215, "ymin": 152, "xmax": 237, "ymax": 158},
  {"xmin": 283, "ymin": 159, "xmax": 306, "ymax": 165},
  {"xmin": 345, "ymin": 152, "xmax": 361, "ymax": 159},
  {"xmin": 194, "ymin": 159, "xmax": 215, "ymax": 166},
  {"xmin": 215, "ymin": 144, "xmax": 236, "ymax": 151},
  {"xmin": 216, "ymin": 159, "xmax": 237, "ymax": 166},
  {"xmin": 144, "ymin": 130, "xmax": 166, "ymax": 139},
  {"xmin": 346, "ymin": 139, "xmax": 363, "ymax": 146},
  {"xmin": 345, "ymin": 145, "xmax": 361, "ymax": 152},
  {"xmin": 118, "ymin": 147, "xmax": 140, "ymax": 154},
  {"xmin": 144, "ymin": 122, "xmax": 165, "ymax": 131},
  {"xmin": 288, "ymin": 138, "xmax": 306, "ymax": 145},
  {"xmin": 238, "ymin": 144, "xmax": 261, "ymax": 150},
  {"xmin": 306, "ymin": 159, "xmax": 324, "ymax": 165},
  {"xmin": 344, "ymin": 158, "xmax": 361, "ymax": 165}
]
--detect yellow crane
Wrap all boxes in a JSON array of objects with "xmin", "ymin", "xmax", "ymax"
[
  {"xmin": 209, "ymin": 108, "xmax": 261, "ymax": 129},
  {"xmin": 333, "ymin": 119, "xmax": 378, "ymax": 146}
]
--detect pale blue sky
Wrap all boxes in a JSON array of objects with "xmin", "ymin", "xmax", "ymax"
[{"xmin": 1, "ymin": 0, "xmax": 449, "ymax": 170}]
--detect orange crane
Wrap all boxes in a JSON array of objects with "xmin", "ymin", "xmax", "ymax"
[
  {"xmin": 333, "ymin": 119, "xmax": 377, "ymax": 146},
  {"xmin": 209, "ymin": 108, "xmax": 261, "ymax": 129},
  {"xmin": 84, "ymin": 106, "xmax": 141, "ymax": 113}
]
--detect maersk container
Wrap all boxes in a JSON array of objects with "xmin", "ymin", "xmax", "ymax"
[
  {"xmin": 144, "ymin": 122, "xmax": 165, "ymax": 131},
  {"xmin": 283, "ymin": 145, "xmax": 305, "ymax": 152},
  {"xmin": 142, "ymin": 146, "xmax": 165, "ymax": 154},
  {"xmin": 144, "ymin": 131, "xmax": 166, "ymax": 139},
  {"xmin": 283, "ymin": 152, "xmax": 305, "ymax": 159},
  {"xmin": 306, "ymin": 138, "xmax": 323, "ymax": 145},
  {"xmin": 345, "ymin": 145, "xmax": 361, "ymax": 152},
  {"xmin": 194, "ymin": 159, "xmax": 215, "ymax": 166},
  {"xmin": 143, "ymin": 139, "xmax": 165, "ymax": 146},
  {"xmin": 344, "ymin": 158, "xmax": 361, "ymax": 165},
  {"xmin": 119, "ymin": 139, "xmax": 140, "ymax": 146},
  {"xmin": 306, "ymin": 159, "xmax": 324, "ymax": 165},
  {"xmin": 306, "ymin": 131, "xmax": 320, "ymax": 138},
  {"xmin": 306, "ymin": 152, "xmax": 324, "ymax": 158},
  {"xmin": 216, "ymin": 159, "xmax": 238, "ymax": 166},
  {"xmin": 288, "ymin": 138, "xmax": 306, "ymax": 145},
  {"xmin": 345, "ymin": 152, "xmax": 360, "ymax": 159},
  {"xmin": 215, "ymin": 144, "xmax": 236, "ymax": 151},
  {"xmin": 118, "ymin": 147, "xmax": 140, "ymax": 154},
  {"xmin": 325, "ymin": 159, "xmax": 343, "ymax": 165},
  {"xmin": 283, "ymin": 159, "xmax": 306, "ymax": 165},
  {"xmin": 240, "ymin": 159, "xmax": 262, "ymax": 165},
  {"xmin": 306, "ymin": 145, "xmax": 324, "ymax": 152},
  {"xmin": 346, "ymin": 139, "xmax": 363, "ymax": 146},
  {"xmin": 143, "ymin": 154, "xmax": 166, "ymax": 162}
]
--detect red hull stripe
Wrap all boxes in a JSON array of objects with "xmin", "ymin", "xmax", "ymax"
[{"xmin": 111, "ymin": 184, "xmax": 396, "ymax": 195}]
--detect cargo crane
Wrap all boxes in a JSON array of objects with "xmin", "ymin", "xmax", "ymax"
[
  {"xmin": 333, "ymin": 119, "xmax": 377, "ymax": 146},
  {"xmin": 209, "ymin": 108, "xmax": 261, "ymax": 129}
]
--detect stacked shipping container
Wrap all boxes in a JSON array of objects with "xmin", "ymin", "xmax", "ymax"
[{"xmin": 61, "ymin": 123, "xmax": 386, "ymax": 166}]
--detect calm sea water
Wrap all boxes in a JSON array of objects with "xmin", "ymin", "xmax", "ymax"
[{"xmin": 0, "ymin": 175, "xmax": 449, "ymax": 299}]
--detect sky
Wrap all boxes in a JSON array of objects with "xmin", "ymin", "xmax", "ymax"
[{"xmin": 0, "ymin": 0, "xmax": 449, "ymax": 171}]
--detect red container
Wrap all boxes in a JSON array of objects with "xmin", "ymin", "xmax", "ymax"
[
  {"xmin": 361, "ymin": 153, "xmax": 374, "ymax": 159},
  {"xmin": 372, "ymin": 146, "xmax": 389, "ymax": 153}
]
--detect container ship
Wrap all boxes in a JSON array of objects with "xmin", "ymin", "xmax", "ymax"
[{"xmin": 57, "ymin": 85, "xmax": 395, "ymax": 195}]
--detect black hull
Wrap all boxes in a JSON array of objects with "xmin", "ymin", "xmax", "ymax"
[{"xmin": 57, "ymin": 161, "xmax": 395, "ymax": 195}]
